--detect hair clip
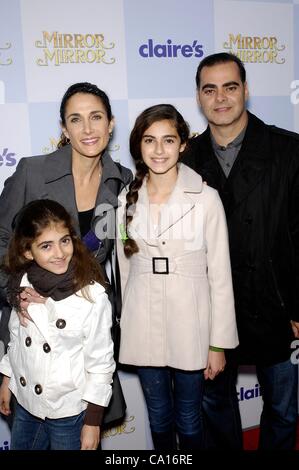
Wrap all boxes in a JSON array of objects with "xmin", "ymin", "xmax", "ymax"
[{"xmin": 119, "ymin": 223, "xmax": 128, "ymax": 244}]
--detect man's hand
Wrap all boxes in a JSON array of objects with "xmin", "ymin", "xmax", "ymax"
[
  {"xmin": 204, "ymin": 350, "xmax": 226, "ymax": 380},
  {"xmin": 18, "ymin": 287, "xmax": 45, "ymax": 326},
  {"xmin": 80, "ymin": 424, "xmax": 100, "ymax": 450},
  {"xmin": 291, "ymin": 320, "xmax": 299, "ymax": 338}
]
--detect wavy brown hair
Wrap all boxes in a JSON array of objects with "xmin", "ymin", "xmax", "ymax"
[
  {"xmin": 5, "ymin": 199, "xmax": 107, "ymax": 300},
  {"xmin": 124, "ymin": 104, "xmax": 189, "ymax": 258}
]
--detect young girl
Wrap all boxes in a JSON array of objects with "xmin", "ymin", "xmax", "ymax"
[
  {"xmin": 115, "ymin": 104, "xmax": 239, "ymax": 450},
  {"xmin": 0, "ymin": 199, "xmax": 115, "ymax": 450}
]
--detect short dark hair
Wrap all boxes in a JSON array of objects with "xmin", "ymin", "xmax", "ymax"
[{"xmin": 196, "ymin": 52, "xmax": 246, "ymax": 89}]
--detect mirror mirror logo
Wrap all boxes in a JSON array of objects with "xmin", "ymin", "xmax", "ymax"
[{"xmin": 0, "ymin": 148, "xmax": 16, "ymax": 167}]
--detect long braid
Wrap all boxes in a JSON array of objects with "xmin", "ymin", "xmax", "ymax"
[
  {"xmin": 124, "ymin": 104, "xmax": 190, "ymax": 258},
  {"xmin": 123, "ymin": 161, "xmax": 148, "ymax": 258}
]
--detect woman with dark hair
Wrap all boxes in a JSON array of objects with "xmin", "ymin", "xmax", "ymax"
[
  {"xmin": 0, "ymin": 82, "xmax": 131, "ymax": 300},
  {"xmin": 0, "ymin": 82, "xmax": 131, "ymax": 426},
  {"xmin": 115, "ymin": 104, "xmax": 238, "ymax": 450}
]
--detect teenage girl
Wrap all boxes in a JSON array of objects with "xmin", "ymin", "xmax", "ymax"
[{"xmin": 115, "ymin": 104, "xmax": 238, "ymax": 450}]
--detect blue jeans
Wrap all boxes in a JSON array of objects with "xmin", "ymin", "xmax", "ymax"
[
  {"xmin": 138, "ymin": 367, "xmax": 205, "ymax": 450},
  {"xmin": 256, "ymin": 358, "xmax": 298, "ymax": 449},
  {"xmin": 202, "ymin": 364, "xmax": 243, "ymax": 449},
  {"xmin": 202, "ymin": 358, "xmax": 298, "ymax": 450},
  {"xmin": 11, "ymin": 403, "xmax": 85, "ymax": 450}
]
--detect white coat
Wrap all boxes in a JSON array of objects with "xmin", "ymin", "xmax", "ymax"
[
  {"xmin": 116, "ymin": 163, "xmax": 238, "ymax": 371},
  {"xmin": 0, "ymin": 275, "xmax": 115, "ymax": 420}
]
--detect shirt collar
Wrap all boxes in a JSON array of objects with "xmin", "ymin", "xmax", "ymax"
[{"xmin": 211, "ymin": 125, "xmax": 247, "ymax": 152}]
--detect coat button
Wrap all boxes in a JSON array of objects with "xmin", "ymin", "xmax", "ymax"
[
  {"xmin": 20, "ymin": 377, "xmax": 26, "ymax": 387},
  {"xmin": 43, "ymin": 343, "xmax": 51, "ymax": 353},
  {"xmin": 56, "ymin": 319, "xmax": 66, "ymax": 329},
  {"xmin": 250, "ymin": 311, "xmax": 259, "ymax": 320},
  {"xmin": 34, "ymin": 384, "xmax": 43, "ymax": 395},
  {"xmin": 25, "ymin": 337, "xmax": 32, "ymax": 347},
  {"xmin": 89, "ymin": 280, "xmax": 95, "ymax": 284}
]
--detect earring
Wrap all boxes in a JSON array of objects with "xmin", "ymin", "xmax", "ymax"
[{"xmin": 109, "ymin": 132, "xmax": 113, "ymax": 139}]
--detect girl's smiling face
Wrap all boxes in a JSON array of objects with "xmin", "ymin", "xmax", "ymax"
[
  {"xmin": 24, "ymin": 223, "xmax": 73, "ymax": 274},
  {"xmin": 141, "ymin": 119, "xmax": 186, "ymax": 176}
]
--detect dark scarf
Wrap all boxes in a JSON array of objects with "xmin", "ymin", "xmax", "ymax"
[
  {"xmin": 7, "ymin": 260, "xmax": 76, "ymax": 310},
  {"xmin": 27, "ymin": 260, "xmax": 76, "ymax": 300}
]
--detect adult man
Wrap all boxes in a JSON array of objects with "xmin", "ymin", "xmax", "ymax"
[{"xmin": 184, "ymin": 52, "xmax": 299, "ymax": 450}]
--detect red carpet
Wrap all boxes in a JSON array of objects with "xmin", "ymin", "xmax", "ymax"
[{"xmin": 243, "ymin": 427, "xmax": 260, "ymax": 450}]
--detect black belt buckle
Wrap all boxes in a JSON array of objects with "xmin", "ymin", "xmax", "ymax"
[{"xmin": 152, "ymin": 257, "xmax": 169, "ymax": 274}]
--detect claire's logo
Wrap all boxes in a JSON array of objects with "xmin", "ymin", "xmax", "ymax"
[
  {"xmin": 0, "ymin": 148, "xmax": 16, "ymax": 166},
  {"xmin": 0, "ymin": 440, "xmax": 9, "ymax": 451},
  {"xmin": 139, "ymin": 39, "xmax": 204, "ymax": 58},
  {"xmin": 238, "ymin": 383, "xmax": 261, "ymax": 401}
]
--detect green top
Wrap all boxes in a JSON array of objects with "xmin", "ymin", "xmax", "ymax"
[{"xmin": 209, "ymin": 346, "xmax": 224, "ymax": 352}]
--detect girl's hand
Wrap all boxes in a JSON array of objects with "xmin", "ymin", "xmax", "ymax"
[
  {"xmin": 18, "ymin": 287, "xmax": 45, "ymax": 326},
  {"xmin": 0, "ymin": 376, "xmax": 12, "ymax": 416},
  {"xmin": 204, "ymin": 350, "xmax": 226, "ymax": 380},
  {"xmin": 80, "ymin": 424, "xmax": 100, "ymax": 450}
]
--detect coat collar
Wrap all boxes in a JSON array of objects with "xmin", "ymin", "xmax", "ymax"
[
  {"xmin": 96, "ymin": 151, "xmax": 126, "ymax": 209},
  {"xmin": 137, "ymin": 163, "xmax": 203, "ymax": 201},
  {"xmin": 44, "ymin": 145, "xmax": 125, "ymax": 184},
  {"xmin": 197, "ymin": 112, "xmax": 271, "ymax": 216},
  {"xmin": 224, "ymin": 111, "xmax": 271, "ymax": 214},
  {"xmin": 176, "ymin": 162, "xmax": 203, "ymax": 194},
  {"xmin": 130, "ymin": 163, "xmax": 203, "ymax": 241},
  {"xmin": 44, "ymin": 145, "xmax": 126, "ymax": 210},
  {"xmin": 44, "ymin": 145, "xmax": 72, "ymax": 183}
]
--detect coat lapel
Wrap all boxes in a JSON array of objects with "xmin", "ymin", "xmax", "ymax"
[
  {"xmin": 158, "ymin": 165, "xmax": 202, "ymax": 237},
  {"xmin": 43, "ymin": 148, "xmax": 127, "ymax": 237},
  {"xmin": 196, "ymin": 113, "xmax": 271, "ymax": 218},
  {"xmin": 130, "ymin": 164, "xmax": 203, "ymax": 242},
  {"xmin": 128, "ymin": 182, "xmax": 158, "ymax": 246},
  {"xmin": 189, "ymin": 128, "xmax": 225, "ymax": 191},
  {"xmin": 44, "ymin": 145, "xmax": 79, "ymax": 232},
  {"xmin": 223, "ymin": 113, "xmax": 271, "ymax": 217}
]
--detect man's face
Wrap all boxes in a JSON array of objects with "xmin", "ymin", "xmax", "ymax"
[{"xmin": 197, "ymin": 61, "xmax": 248, "ymax": 129}]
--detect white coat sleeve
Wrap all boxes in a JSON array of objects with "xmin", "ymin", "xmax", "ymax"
[
  {"xmin": 0, "ymin": 309, "xmax": 20, "ymax": 377},
  {"xmin": 205, "ymin": 189, "xmax": 239, "ymax": 349},
  {"xmin": 81, "ymin": 290, "xmax": 115, "ymax": 407}
]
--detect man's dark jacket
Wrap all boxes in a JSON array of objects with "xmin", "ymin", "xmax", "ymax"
[{"xmin": 183, "ymin": 112, "xmax": 299, "ymax": 365}]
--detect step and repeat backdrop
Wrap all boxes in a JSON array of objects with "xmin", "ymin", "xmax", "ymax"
[{"xmin": 1, "ymin": 0, "xmax": 299, "ymax": 450}]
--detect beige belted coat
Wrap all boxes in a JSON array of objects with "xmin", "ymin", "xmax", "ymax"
[{"xmin": 116, "ymin": 163, "xmax": 238, "ymax": 371}]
